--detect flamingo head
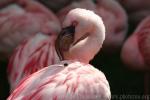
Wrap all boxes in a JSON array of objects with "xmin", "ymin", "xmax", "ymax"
[{"xmin": 56, "ymin": 8, "xmax": 105, "ymax": 63}]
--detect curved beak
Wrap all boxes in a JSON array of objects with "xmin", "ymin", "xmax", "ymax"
[{"xmin": 55, "ymin": 25, "xmax": 75, "ymax": 60}]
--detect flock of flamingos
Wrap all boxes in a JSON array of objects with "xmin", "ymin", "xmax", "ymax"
[{"xmin": 0, "ymin": 0, "xmax": 150, "ymax": 99}]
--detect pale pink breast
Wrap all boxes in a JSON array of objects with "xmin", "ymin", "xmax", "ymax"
[
  {"xmin": 7, "ymin": 33, "xmax": 60, "ymax": 91},
  {"xmin": 8, "ymin": 61, "xmax": 111, "ymax": 100}
]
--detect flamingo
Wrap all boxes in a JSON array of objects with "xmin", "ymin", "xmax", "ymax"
[
  {"xmin": 121, "ymin": 16, "xmax": 150, "ymax": 98},
  {"xmin": 0, "ymin": 0, "xmax": 60, "ymax": 59},
  {"xmin": 7, "ymin": 5, "xmax": 105, "ymax": 91},
  {"xmin": 57, "ymin": 0, "xmax": 128, "ymax": 53},
  {"xmin": 7, "ymin": 1, "xmax": 61, "ymax": 91},
  {"xmin": 7, "ymin": 8, "xmax": 111, "ymax": 100}
]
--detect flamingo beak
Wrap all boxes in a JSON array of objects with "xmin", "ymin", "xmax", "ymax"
[
  {"xmin": 61, "ymin": 25, "xmax": 75, "ymax": 38},
  {"xmin": 57, "ymin": 25, "xmax": 75, "ymax": 51},
  {"xmin": 55, "ymin": 25, "xmax": 75, "ymax": 60}
]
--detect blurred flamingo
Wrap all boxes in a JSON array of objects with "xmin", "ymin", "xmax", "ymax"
[
  {"xmin": 57, "ymin": 0, "xmax": 128, "ymax": 53},
  {"xmin": 7, "ymin": 1, "xmax": 61, "ymax": 91},
  {"xmin": 0, "ymin": 0, "xmax": 60, "ymax": 59},
  {"xmin": 7, "ymin": 8, "xmax": 111, "ymax": 100},
  {"xmin": 116, "ymin": 0, "xmax": 150, "ymax": 25},
  {"xmin": 121, "ymin": 16, "xmax": 150, "ymax": 98}
]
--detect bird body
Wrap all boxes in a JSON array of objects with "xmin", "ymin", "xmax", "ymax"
[
  {"xmin": 8, "ymin": 8, "xmax": 110, "ymax": 99},
  {"xmin": 8, "ymin": 61, "xmax": 111, "ymax": 100},
  {"xmin": 8, "ymin": 33, "xmax": 60, "ymax": 90},
  {"xmin": 121, "ymin": 15, "xmax": 150, "ymax": 97},
  {"xmin": 121, "ymin": 16, "xmax": 150, "ymax": 71}
]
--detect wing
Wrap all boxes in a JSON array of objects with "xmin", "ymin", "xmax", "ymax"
[{"xmin": 8, "ymin": 33, "xmax": 59, "ymax": 90}]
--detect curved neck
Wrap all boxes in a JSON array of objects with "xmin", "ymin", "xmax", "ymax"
[{"xmin": 63, "ymin": 24, "xmax": 105, "ymax": 63}]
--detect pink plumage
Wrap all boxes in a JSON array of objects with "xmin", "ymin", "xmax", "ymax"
[
  {"xmin": 121, "ymin": 16, "xmax": 150, "ymax": 71},
  {"xmin": 0, "ymin": 0, "xmax": 60, "ymax": 58},
  {"xmin": 8, "ymin": 61, "xmax": 111, "ymax": 100},
  {"xmin": 121, "ymin": 15, "xmax": 150, "ymax": 97},
  {"xmin": 6, "ymin": 0, "xmax": 61, "ymax": 90},
  {"xmin": 8, "ymin": 33, "xmax": 60, "ymax": 90},
  {"xmin": 7, "ymin": 8, "xmax": 107, "ymax": 94}
]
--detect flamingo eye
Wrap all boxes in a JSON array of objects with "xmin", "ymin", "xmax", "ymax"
[{"xmin": 64, "ymin": 63, "xmax": 68, "ymax": 67}]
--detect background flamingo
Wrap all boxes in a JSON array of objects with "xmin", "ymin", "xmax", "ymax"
[
  {"xmin": 116, "ymin": 0, "xmax": 150, "ymax": 25},
  {"xmin": 8, "ymin": 8, "xmax": 111, "ymax": 100},
  {"xmin": 121, "ymin": 16, "xmax": 150, "ymax": 98},
  {"xmin": 0, "ymin": 0, "xmax": 60, "ymax": 59},
  {"xmin": 57, "ymin": 0, "xmax": 128, "ymax": 53},
  {"xmin": 7, "ymin": 33, "xmax": 60, "ymax": 91}
]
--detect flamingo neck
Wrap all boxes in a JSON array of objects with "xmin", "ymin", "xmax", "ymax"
[{"xmin": 63, "ymin": 24, "xmax": 105, "ymax": 63}]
